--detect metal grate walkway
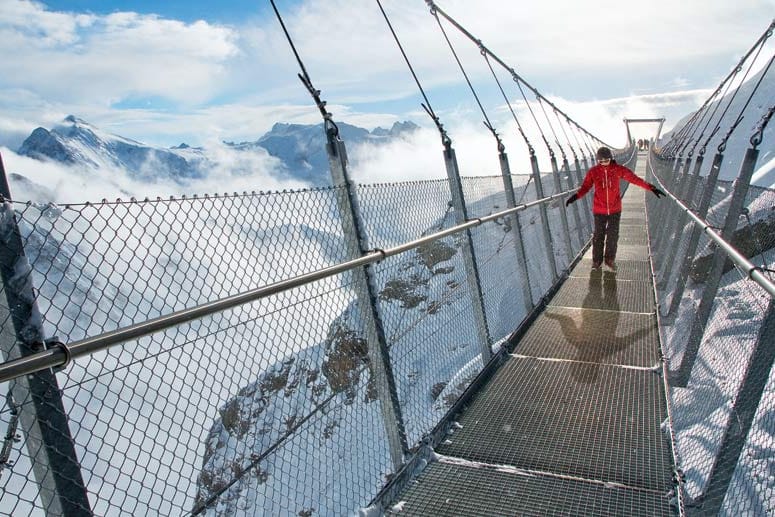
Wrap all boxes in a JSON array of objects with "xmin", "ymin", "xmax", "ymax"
[{"xmin": 385, "ymin": 161, "xmax": 678, "ymax": 516}]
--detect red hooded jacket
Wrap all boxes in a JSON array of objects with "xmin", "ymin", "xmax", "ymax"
[{"xmin": 576, "ymin": 161, "xmax": 652, "ymax": 215}]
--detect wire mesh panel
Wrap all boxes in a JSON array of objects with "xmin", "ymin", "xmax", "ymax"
[
  {"xmin": 356, "ymin": 180, "xmax": 454, "ymax": 249},
  {"xmin": 371, "ymin": 248, "xmax": 485, "ymax": 446},
  {"xmin": 519, "ymin": 203, "xmax": 555, "ymax": 304},
  {"xmin": 540, "ymin": 173, "xmax": 573, "ymax": 272},
  {"xmin": 11, "ymin": 189, "xmax": 351, "ymax": 344},
  {"xmin": 0, "ymin": 164, "xmax": 650, "ymax": 515},
  {"xmin": 0, "ymin": 190, "xmax": 394, "ymax": 516},
  {"xmin": 647, "ymin": 158, "xmax": 775, "ymax": 516},
  {"xmin": 461, "ymin": 176, "xmax": 532, "ymax": 343},
  {"xmin": 385, "ymin": 460, "xmax": 675, "ymax": 517},
  {"xmin": 665, "ymin": 264, "xmax": 773, "ymax": 513},
  {"xmin": 434, "ymin": 355, "xmax": 674, "ymax": 491}
]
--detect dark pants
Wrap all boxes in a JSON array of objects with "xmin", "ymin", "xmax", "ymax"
[{"xmin": 592, "ymin": 213, "xmax": 621, "ymax": 264}]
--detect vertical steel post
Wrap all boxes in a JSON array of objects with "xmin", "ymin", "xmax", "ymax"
[
  {"xmin": 572, "ymin": 157, "xmax": 591, "ymax": 233},
  {"xmin": 324, "ymin": 125, "xmax": 408, "ymax": 470},
  {"xmin": 531, "ymin": 155, "xmax": 558, "ymax": 281},
  {"xmin": 651, "ymin": 155, "xmax": 684, "ymax": 244},
  {"xmin": 550, "ymin": 155, "xmax": 573, "ymax": 265},
  {"xmin": 654, "ymin": 157, "xmax": 691, "ymax": 255},
  {"xmin": 657, "ymin": 155, "xmax": 702, "ymax": 291},
  {"xmin": 579, "ymin": 156, "xmax": 593, "ymax": 233},
  {"xmin": 656, "ymin": 157, "xmax": 696, "ymax": 288},
  {"xmin": 562, "ymin": 157, "xmax": 584, "ymax": 249},
  {"xmin": 442, "ymin": 143, "xmax": 492, "ymax": 362},
  {"xmin": 666, "ymin": 154, "xmax": 717, "ymax": 317},
  {"xmin": 497, "ymin": 150, "xmax": 534, "ymax": 312},
  {"xmin": 0, "ymin": 153, "xmax": 92, "ymax": 516},
  {"xmin": 675, "ymin": 148, "xmax": 759, "ymax": 386},
  {"xmin": 698, "ymin": 297, "xmax": 775, "ymax": 515}
]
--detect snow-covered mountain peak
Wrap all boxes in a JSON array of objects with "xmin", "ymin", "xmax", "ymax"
[{"xmin": 13, "ymin": 117, "xmax": 421, "ymax": 189}]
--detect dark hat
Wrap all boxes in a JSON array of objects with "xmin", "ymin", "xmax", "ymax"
[{"xmin": 596, "ymin": 146, "xmax": 612, "ymax": 160}]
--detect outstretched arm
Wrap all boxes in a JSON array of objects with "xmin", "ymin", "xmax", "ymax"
[{"xmin": 620, "ymin": 166, "xmax": 665, "ymax": 198}]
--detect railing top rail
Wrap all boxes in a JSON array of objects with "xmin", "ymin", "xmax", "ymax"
[{"xmin": 0, "ymin": 188, "xmax": 574, "ymax": 383}]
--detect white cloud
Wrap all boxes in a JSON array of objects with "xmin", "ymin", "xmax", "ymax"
[
  {"xmin": 0, "ymin": 0, "xmax": 238, "ymax": 106},
  {"xmin": 1, "ymin": 142, "xmax": 306, "ymax": 205},
  {"xmin": 0, "ymin": 0, "xmax": 772, "ymax": 158}
]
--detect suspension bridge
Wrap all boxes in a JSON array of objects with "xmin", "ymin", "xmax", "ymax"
[{"xmin": 0, "ymin": 3, "xmax": 774, "ymax": 516}]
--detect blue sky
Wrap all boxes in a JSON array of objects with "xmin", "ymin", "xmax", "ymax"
[
  {"xmin": 33, "ymin": 0, "xmax": 284, "ymax": 24},
  {"xmin": 1, "ymin": 0, "xmax": 774, "ymax": 151}
]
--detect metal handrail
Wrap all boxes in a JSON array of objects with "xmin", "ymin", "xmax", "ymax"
[
  {"xmin": 648, "ymin": 163, "xmax": 775, "ymax": 299},
  {"xmin": 0, "ymin": 189, "xmax": 575, "ymax": 383}
]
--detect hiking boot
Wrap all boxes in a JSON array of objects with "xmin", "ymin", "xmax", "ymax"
[{"xmin": 604, "ymin": 259, "xmax": 617, "ymax": 271}]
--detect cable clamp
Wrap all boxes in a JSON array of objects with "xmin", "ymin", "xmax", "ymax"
[
  {"xmin": 46, "ymin": 337, "xmax": 72, "ymax": 372},
  {"xmin": 749, "ymin": 265, "xmax": 775, "ymax": 279},
  {"xmin": 369, "ymin": 248, "xmax": 387, "ymax": 263}
]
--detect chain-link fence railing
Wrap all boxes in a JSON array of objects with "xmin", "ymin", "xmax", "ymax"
[
  {"xmin": 647, "ymin": 148, "xmax": 775, "ymax": 517},
  {"xmin": 0, "ymin": 150, "xmax": 590, "ymax": 516}
]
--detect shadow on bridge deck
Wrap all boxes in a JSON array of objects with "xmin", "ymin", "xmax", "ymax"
[{"xmin": 385, "ymin": 159, "xmax": 678, "ymax": 516}]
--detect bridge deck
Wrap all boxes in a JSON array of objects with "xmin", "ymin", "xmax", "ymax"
[{"xmin": 386, "ymin": 161, "xmax": 678, "ymax": 515}]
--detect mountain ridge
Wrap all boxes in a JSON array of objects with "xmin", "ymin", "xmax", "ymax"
[{"xmin": 16, "ymin": 116, "xmax": 420, "ymax": 187}]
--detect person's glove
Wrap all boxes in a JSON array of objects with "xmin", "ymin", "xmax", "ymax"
[
  {"xmin": 565, "ymin": 193, "xmax": 578, "ymax": 207},
  {"xmin": 649, "ymin": 184, "xmax": 666, "ymax": 198}
]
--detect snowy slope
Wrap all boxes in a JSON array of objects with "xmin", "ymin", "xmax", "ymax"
[{"xmin": 657, "ymin": 66, "xmax": 775, "ymax": 188}]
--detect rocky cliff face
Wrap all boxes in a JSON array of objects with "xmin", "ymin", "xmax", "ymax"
[
  {"xmin": 192, "ymin": 234, "xmax": 469, "ymax": 516},
  {"xmin": 17, "ymin": 115, "xmax": 208, "ymax": 181}
]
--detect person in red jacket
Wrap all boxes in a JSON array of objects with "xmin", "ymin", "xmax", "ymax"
[{"xmin": 565, "ymin": 146, "xmax": 665, "ymax": 271}]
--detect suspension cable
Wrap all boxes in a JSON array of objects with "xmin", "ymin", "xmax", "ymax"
[
  {"xmin": 703, "ymin": 36, "xmax": 771, "ymax": 154},
  {"xmin": 423, "ymin": 0, "xmax": 610, "ymax": 149},
  {"xmin": 514, "ymin": 76, "xmax": 554, "ymax": 157},
  {"xmin": 668, "ymin": 72, "xmax": 739, "ymax": 157},
  {"xmin": 683, "ymin": 77, "xmax": 735, "ymax": 157},
  {"xmin": 553, "ymin": 109, "xmax": 578, "ymax": 160},
  {"xmin": 428, "ymin": 6, "xmax": 500, "ymax": 148},
  {"xmin": 269, "ymin": 0, "xmax": 337, "ymax": 134},
  {"xmin": 481, "ymin": 50, "xmax": 534, "ymax": 156},
  {"xmin": 567, "ymin": 117, "xmax": 588, "ymax": 160},
  {"xmin": 426, "ymin": 6, "xmax": 537, "ymax": 203},
  {"xmin": 664, "ymin": 105, "xmax": 707, "ymax": 155},
  {"xmin": 718, "ymin": 49, "xmax": 775, "ymax": 152},
  {"xmin": 751, "ymin": 104, "xmax": 775, "ymax": 148},
  {"xmin": 536, "ymin": 96, "xmax": 565, "ymax": 158},
  {"xmin": 667, "ymin": 110, "xmax": 706, "ymax": 156},
  {"xmin": 665, "ymin": 20, "xmax": 775, "ymax": 156},
  {"xmin": 376, "ymin": 0, "xmax": 450, "ymax": 146}
]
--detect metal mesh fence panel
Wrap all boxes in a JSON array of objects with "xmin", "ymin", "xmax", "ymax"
[
  {"xmin": 520, "ymin": 202, "xmax": 556, "ymax": 305},
  {"xmin": 355, "ymin": 179, "xmax": 454, "ymax": 249},
  {"xmin": 462, "ymin": 176, "xmax": 531, "ymax": 341},
  {"xmin": 720, "ymin": 360, "xmax": 775, "ymax": 517},
  {"xmin": 667, "ymin": 254, "xmax": 774, "ymax": 514},
  {"xmin": 370, "ymin": 247, "xmax": 484, "ymax": 445},
  {"xmin": 647, "ymin": 153, "xmax": 775, "ymax": 516},
  {"xmin": 0, "ymin": 190, "xmax": 395, "ymax": 516},
  {"xmin": 12, "ymin": 189, "xmax": 351, "ymax": 344},
  {"xmin": 537, "ymin": 172, "xmax": 573, "ymax": 273},
  {"xmin": 0, "ymin": 170, "xmax": 574, "ymax": 515}
]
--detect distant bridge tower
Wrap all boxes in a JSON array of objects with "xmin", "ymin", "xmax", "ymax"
[{"xmin": 624, "ymin": 117, "xmax": 666, "ymax": 144}]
